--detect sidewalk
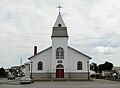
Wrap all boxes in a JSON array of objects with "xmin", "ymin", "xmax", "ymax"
[{"xmin": 0, "ymin": 77, "xmax": 20, "ymax": 85}]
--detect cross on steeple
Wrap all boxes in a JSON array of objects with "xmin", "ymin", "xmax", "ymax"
[{"xmin": 57, "ymin": 5, "xmax": 63, "ymax": 13}]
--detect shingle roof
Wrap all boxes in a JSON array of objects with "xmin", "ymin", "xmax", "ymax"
[
  {"xmin": 28, "ymin": 46, "xmax": 52, "ymax": 60},
  {"xmin": 51, "ymin": 27, "xmax": 68, "ymax": 37},
  {"xmin": 68, "ymin": 46, "xmax": 92, "ymax": 59}
]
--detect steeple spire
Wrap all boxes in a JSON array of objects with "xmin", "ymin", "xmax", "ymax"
[
  {"xmin": 54, "ymin": 13, "xmax": 66, "ymax": 27},
  {"xmin": 54, "ymin": 5, "xmax": 66, "ymax": 27},
  {"xmin": 52, "ymin": 6, "xmax": 68, "ymax": 37}
]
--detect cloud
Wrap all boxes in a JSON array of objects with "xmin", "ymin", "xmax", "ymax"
[
  {"xmin": 94, "ymin": 46, "xmax": 120, "ymax": 54},
  {"xmin": 0, "ymin": 0, "xmax": 120, "ymax": 68}
]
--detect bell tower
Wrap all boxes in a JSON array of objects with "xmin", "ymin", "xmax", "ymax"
[{"xmin": 51, "ymin": 8, "xmax": 69, "ymax": 78}]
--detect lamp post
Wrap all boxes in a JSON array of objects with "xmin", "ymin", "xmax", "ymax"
[
  {"xmin": 31, "ymin": 61, "xmax": 33, "ymax": 79},
  {"xmin": 87, "ymin": 61, "xmax": 90, "ymax": 80}
]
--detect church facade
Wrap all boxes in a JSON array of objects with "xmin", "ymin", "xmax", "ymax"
[{"xmin": 25, "ymin": 12, "xmax": 92, "ymax": 81}]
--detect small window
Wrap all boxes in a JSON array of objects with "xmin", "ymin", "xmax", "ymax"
[
  {"xmin": 38, "ymin": 61, "xmax": 43, "ymax": 70},
  {"xmin": 58, "ymin": 24, "xmax": 61, "ymax": 27},
  {"xmin": 77, "ymin": 61, "xmax": 82, "ymax": 70}
]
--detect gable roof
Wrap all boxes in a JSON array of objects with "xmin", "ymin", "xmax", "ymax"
[
  {"xmin": 68, "ymin": 46, "xmax": 92, "ymax": 59},
  {"xmin": 28, "ymin": 46, "xmax": 52, "ymax": 60}
]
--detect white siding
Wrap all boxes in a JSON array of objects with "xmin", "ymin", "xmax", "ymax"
[
  {"xmin": 30, "ymin": 48, "xmax": 52, "ymax": 73},
  {"xmin": 29, "ymin": 46, "xmax": 90, "ymax": 74},
  {"xmin": 68, "ymin": 47, "xmax": 90, "ymax": 72}
]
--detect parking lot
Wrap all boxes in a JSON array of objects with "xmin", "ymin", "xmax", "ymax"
[{"xmin": 0, "ymin": 78, "xmax": 120, "ymax": 88}]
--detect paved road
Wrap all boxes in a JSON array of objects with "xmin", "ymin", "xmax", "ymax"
[{"xmin": 0, "ymin": 78, "xmax": 120, "ymax": 88}]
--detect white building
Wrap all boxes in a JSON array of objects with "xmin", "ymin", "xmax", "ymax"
[
  {"xmin": 114, "ymin": 67, "xmax": 120, "ymax": 75},
  {"xmin": 25, "ymin": 12, "xmax": 92, "ymax": 81}
]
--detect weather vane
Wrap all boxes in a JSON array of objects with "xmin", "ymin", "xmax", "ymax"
[{"xmin": 57, "ymin": 5, "xmax": 63, "ymax": 13}]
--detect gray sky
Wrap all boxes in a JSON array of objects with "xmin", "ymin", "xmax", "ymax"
[{"xmin": 0, "ymin": 0, "xmax": 120, "ymax": 68}]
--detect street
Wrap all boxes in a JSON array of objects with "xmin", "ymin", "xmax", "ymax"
[{"xmin": 0, "ymin": 78, "xmax": 120, "ymax": 88}]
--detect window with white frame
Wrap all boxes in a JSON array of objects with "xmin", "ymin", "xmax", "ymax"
[
  {"xmin": 77, "ymin": 61, "xmax": 82, "ymax": 70},
  {"xmin": 56, "ymin": 47, "xmax": 64, "ymax": 59},
  {"xmin": 38, "ymin": 61, "xmax": 43, "ymax": 70}
]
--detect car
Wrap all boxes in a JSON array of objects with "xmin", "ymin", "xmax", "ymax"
[
  {"xmin": 20, "ymin": 76, "xmax": 33, "ymax": 84},
  {"xmin": 8, "ymin": 75, "xmax": 15, "ymax": 80}
]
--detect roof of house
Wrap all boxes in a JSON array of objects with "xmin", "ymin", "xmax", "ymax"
[
  {"xmin": 28, "ymin": 46, "xmax": 91, "ymax": 60},
  {"xmin": 68, "ymin": 46, "xmax": 92, "ymax": 59},
  {"xmin": 28, "ymin": 46, "xmax": 52, "ymax": 60}
]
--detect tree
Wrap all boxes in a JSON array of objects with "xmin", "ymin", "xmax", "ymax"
[
  {"xmin": 0, "ymin": 67, "xmax": 5, "ymax": 77},
  {"xmin": 98, "ymin": 64, "xmax": 103, "ymax": 73},
  {"xmin": 90, "ymin": 63, "xmax": 98, "ymax": 73},
  {"xmin": 98, "ymin": 61, "xmax": 114, "ymax": 73},
  {"xmin": 102, "ymin": 61, "xmax": 113, "ymax": 70}
]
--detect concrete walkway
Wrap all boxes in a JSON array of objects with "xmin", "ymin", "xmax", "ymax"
[
  {"xmin": 0, "ymin": 77, "xmax": 20, "ymax": 85},
  {"xmin": 0, "ymin": 78, "xmax": 119, "ymax": 86}
]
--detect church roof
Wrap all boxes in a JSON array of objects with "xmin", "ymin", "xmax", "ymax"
[
  {"xmin": 28, "ymin": 46, "xmax": 91, "ymax": 60},
  {"xmin": 68, "ymin": 46, "xmax": 92, "ymax": 59},
  {"xmin": 28, "ymin": 46, "xmax": 52, "ymax": 60},
  {"xmin": 52, "ymin": 13, "xmax": 68, "ymax": 37}
]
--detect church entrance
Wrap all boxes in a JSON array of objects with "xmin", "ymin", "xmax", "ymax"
[
  {"xmin": 56, "ymin": 69, "xmax": 64, "ymax": 78},
  {"xmin": 56, "ymin": 64, "xmax": 64, "ymax": 78}
]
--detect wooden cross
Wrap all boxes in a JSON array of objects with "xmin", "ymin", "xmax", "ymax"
[{"xmin": 57, "ymin": 5, "xmax": 63, "ymax": 13}]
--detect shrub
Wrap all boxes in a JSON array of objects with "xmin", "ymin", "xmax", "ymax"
[
  {"xmin": 96, "ymin": 74, "xmax": 103, "ymax": 79},
  {"xmin": 90, "ymin": 74, "xmax": 96, "ymax": 78},
  {"xmin": 0, "ymin": 68, "xmax": 5, "ymax": 77}
]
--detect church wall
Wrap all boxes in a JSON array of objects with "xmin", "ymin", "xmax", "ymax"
[
  {"xmin": 32, "ymin": 72, "xmax": 88, "ymax": 80},
  {"xmin": 32, "ymin": 73, "xmax": 51, "ymax": 81},
  {"xmin": 68, "ymin": 47, "xmax": 89, "ymax": 72},
  {"xmin": 30, "ymin": 48, "xmax": 52, "ymax": 73},
  {"xmin": 69, "ymin": 72, "xmax": 88, "ymax": 79}
]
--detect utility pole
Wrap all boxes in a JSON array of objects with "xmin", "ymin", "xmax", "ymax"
[
  {"xmin": 20, "ymin": 58, "xmax": 22, "ymax": 76},
  {"xmin": 20, "ymin": 58, "xmax": 22, "ymax": 66},
  {"xmin": 87, "ymin": 61, "xmax": 90, "ymax": 80},
  {"xmin": 31, "ymin": 61, "xmax": 33, "ymax": 79}
]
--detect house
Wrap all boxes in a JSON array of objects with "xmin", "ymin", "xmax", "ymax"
[
  {"xmin": 25, "ymin": 11, "xmax": 92, "ymax": 81},
  {"xmin": 114, "ymin": 67, "xmax": 120, "ymax": 75},
  {"xmin": 102, "ymin": 70, "xmax": 113, "ymax": 77}
]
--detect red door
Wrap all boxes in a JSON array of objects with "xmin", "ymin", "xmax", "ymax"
[{"xmin": 56, "ymin": 69, "xmax": 64, "ymax": 78}]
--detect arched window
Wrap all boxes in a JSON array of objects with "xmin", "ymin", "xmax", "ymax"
[
  {"xmin": 38, "ymin": 61, "xmax": 43, "ymax": 70},
  {"xmin": 56, "ymin": 64, "xmax": 64, "ymax": 68},
  {"xmin": 56, "ymin": 47, "xmax": 64, "ymax": 59},
  {"xmin": 77, "ymin": 61, "xmax": 82, "ymax": 70}
]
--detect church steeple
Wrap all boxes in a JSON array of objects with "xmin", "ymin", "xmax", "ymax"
[
  {"xmin": 52, "ymin": 11, "xmax": 68, "ymax": 37},
  {"xmin": 54, "ymin": 13, "xmax": 66, "ymax": 27}
]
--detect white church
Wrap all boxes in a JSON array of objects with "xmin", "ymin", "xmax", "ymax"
[{"xmin": 25, "ymin": 11, "xmax": 92, "ymax": 81}]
